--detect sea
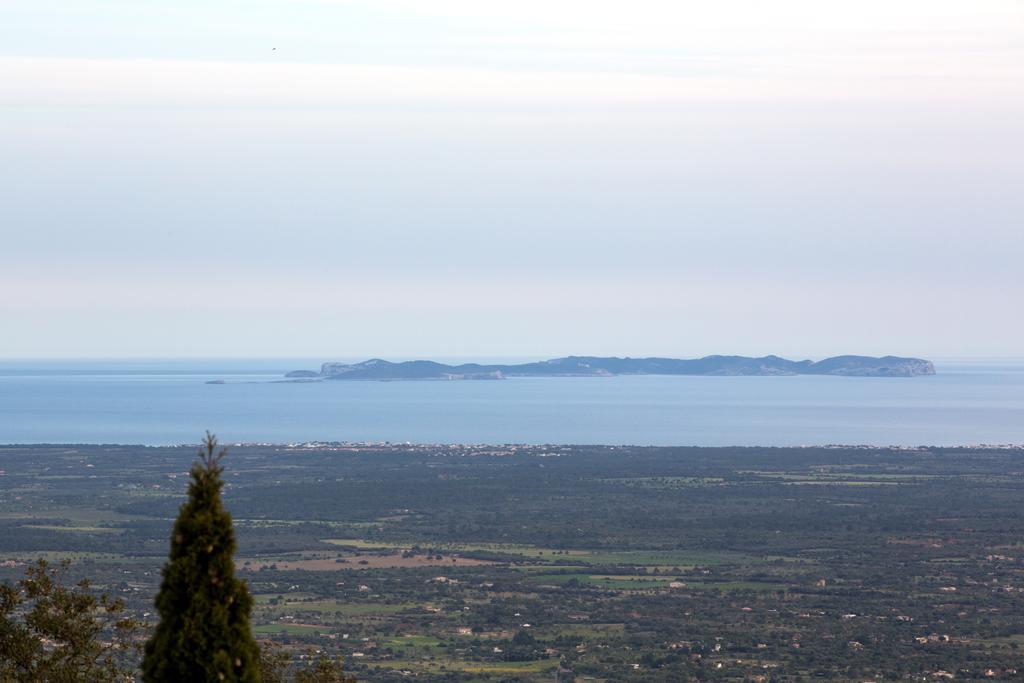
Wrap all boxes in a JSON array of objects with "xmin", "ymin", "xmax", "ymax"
[{"xmin": 0, "ymin": 358, "xmax": 1022, "ymax": 447}]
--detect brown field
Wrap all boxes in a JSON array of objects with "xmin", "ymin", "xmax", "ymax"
[{"xmin": 247, "ymin": 552, "xmax": 497, "ymax": 571}]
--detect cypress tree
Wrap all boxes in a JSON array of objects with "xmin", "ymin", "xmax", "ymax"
[{"xmin": 142, "ymin": 433, "xmax": 261, "ymax": 682}]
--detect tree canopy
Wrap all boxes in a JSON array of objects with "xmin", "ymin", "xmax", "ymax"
[
  {"xmin": 142, "ymin": 433, "xmax": 261, "ymax": 682},
  {"xmin": 0, "ymin": 559, "xmax": 140, "ymax": 682}
]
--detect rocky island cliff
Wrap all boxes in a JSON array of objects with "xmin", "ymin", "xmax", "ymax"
[{"xmin": 286, "ymin": 355, "xmax": 936, "ymax": 381}]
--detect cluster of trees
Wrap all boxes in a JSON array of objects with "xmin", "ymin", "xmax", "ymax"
[
  {"xmin": 0, "ymin": 559, "xmax": 140, "ymax": 682},
  {"xmin": 0, "ymin": 434, "xmax": 354, "ymax": 683}
]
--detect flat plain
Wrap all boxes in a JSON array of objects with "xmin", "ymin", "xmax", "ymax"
[{"xmin": 2, "ymin": 442, "xmax": 1024, "ymax": 681}]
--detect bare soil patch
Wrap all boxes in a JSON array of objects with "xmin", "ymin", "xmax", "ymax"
[{"xmin": 250, "ymin": 552, "xmax": 496, "ymax": 571}]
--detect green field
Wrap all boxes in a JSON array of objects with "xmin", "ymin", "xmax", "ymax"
[
  {"xmin": 256, "ymin": 599, "xmax": 416, "ymax": 618},
  {"xmin": 252, "ymin": 623, "xmax": 326, "ymax": 635}
]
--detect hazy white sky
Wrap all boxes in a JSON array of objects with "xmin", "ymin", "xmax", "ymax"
[{"xmin": 2, "ymin": 0, "xmax": 1022, "ymax": 358}]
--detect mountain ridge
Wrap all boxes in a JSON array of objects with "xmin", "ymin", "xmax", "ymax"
[{"xmin": 286, "ymin": 355, "xmax": 936, "ymax": 380}]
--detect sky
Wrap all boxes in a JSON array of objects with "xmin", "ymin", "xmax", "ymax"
[{"xmin": 1, "ymin": 0, "xmax": 1022, "ymax": 359}]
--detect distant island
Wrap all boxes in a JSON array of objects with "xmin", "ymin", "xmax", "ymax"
[{"xmin": 286, "ymin": 355, "xmax": 936, "ymax": 381}]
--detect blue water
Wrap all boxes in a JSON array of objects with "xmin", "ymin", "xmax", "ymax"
[{"xmin": 0, "ymin": 359, "xmax": 1022, "ymax": 446}]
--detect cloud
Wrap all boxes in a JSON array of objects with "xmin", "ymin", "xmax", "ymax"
[
  {"xmin": 2, "ymin": 52, "xmax": 1020, "ymax": 114},
  {"xmin": 1, "ymin": 1, "xmax": 1022, "ymax": 357},
  {"xmin": 3, "ymin": 2, "xmax": 1020, "ymax": 108}
]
